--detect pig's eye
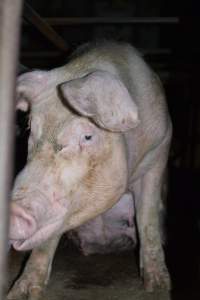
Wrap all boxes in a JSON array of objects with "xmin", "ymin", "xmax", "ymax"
[
  {"xmin": 80, "ymin": 133, "xmax": 95, "ymax": 147},
  {"xmin": 84, "ymin": 135, "xmax": 92, "ymax": 141}
]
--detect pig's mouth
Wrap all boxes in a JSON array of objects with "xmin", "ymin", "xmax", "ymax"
[{"xmin": 10, "ymin": 218, "xmax": 64, "ymax": 251}]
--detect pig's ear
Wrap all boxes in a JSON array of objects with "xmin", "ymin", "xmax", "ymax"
[
  {"xmin": 59, "ymin": 71, "xmax": 139, "ymax": 132},
  {"xmin": 16, "ymin": 70, "xmax": 48, "ymax": 112}
]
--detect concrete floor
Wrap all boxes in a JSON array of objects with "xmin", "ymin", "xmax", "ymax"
[
  {"xmin": 7, "ymin": 242, "xmax": 170, "ymax": 300},
  {"xmin": 6, "ymin": 168, "xmax": 200, "ymax": 300}
]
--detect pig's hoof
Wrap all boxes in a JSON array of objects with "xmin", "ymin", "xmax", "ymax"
[
  {"xmin": 142, "ymin": 262, "xmax": 171, "ymax": 292},
  {"xmin": 7, "ymin": 275, "xmax": 44, "ymax": 300}
]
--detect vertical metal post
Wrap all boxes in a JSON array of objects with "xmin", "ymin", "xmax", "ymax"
[{"xmin": 0, "ymin": 1, "xmax": 23, "ymax": 299}]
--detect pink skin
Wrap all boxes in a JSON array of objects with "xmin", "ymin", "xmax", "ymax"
[
  {"xmin": 9, "ymin": 202, "xmax": 37, "ymax": 240},
  {"xmin": 70, "ymin": 193, "xmax": 137, "ymax": 255},
  {"xmin": 10, "ymin": 68, "xmax": 137, "ymax": 254},
  {"xmin": 9, "ymin": 116, "xmax": 127, "ymax": 252},
  {"xmin": 9, "ymin": 189, "xmax": 68, "ymax": 250},
  {"xmin": 8, "ymin": 42, "xmax": 171, "ymax": 299}
]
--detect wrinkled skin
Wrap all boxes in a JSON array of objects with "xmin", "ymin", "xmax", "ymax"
[
  {"xmin": 69, "ymin": 193, "xmax": 136, "ymax": 255},
  {"xmin": 7, "ymin": 41, "xmax": 172, "ymax": 299}
]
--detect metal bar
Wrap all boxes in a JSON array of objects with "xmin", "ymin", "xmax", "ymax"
[
  {"xmin": 21, "ymin": 51, "xmax": 62, "ymax": 58},
  {"xmin": 43, "ymin": 17, "xmax": 180, "ymax": 26},
  {"xmin": 0, "ymin": 1, "xmax": 23, "ymax": 299},
  {"xmin": 23, "ymin": 3, "xmax": 68, "ymax": 52},
  {"xmin": 21, "ymin": 48, "xmax": 172, "ymax": 58}
]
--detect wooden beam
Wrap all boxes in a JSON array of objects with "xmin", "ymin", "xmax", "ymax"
[
  {"xmin": 23, "ymin": 3, "xmax": 68, "ymax": 52},
  {"xmin": 43, "ymin": 17, "xmax": 179, "ymax": 26},
  {"xmin": 0, "ymin": 1, "xmax": 23, "ymax": 299},
  {"xmin": 21, "ymin": 48, "xmax": 172, "ymax": 58}
]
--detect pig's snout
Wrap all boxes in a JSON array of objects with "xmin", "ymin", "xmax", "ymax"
[{"xmin": 9, "ymin": 202, "xmax": 37, "ymax": 240}]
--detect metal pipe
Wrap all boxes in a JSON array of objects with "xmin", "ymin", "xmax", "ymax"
[
  {"xmin": 21, "ymin": 48, "xmax": 172, "ymax": 58},
  {"xmin": 21, "ymin": 51, "xmax": 62, "ymax": 58},
  {"xmin": 43, "ymin": 16, "xmax": 180, "ymax": 26},
  {"xmin": 23, "ymin": 3, "xmax": 69, "ymax": 52},
  {"xmin": 0, "ymin": 1, "xmax": 23, "ymax": 299}
]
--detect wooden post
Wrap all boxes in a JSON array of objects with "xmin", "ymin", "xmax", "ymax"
[{"xmin": 0, "ymin": 1, "xmax": 23, "ymax": 299}]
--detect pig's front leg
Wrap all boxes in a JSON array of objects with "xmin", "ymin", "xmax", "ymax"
[
  {"xmin": 7, "ymin": 236, "xmax": 60, "ymax": 300},
  {"xmin": 133, "ymin": 149, "xmax": 170, "ymax": 292}
]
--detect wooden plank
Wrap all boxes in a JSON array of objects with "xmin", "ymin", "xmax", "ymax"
[
  {"xmin": 0, "ymin": 1, "xmax": 23, "ymax": 299},
  {"xmin": 23, "ymin": 3, "xmax": 68, "ymax": 52},
  {"xmin": 43, "ymin": 17, "xmax": 179, "ymax": 26}
]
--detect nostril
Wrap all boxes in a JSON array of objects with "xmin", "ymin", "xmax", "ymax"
[{"xmin": 9, "ymin": 203, "xmax": 37, "ymax": 240}]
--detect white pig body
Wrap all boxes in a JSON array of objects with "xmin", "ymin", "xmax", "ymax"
[
  {"xmin": 69, "ymin": 193, "xmax": 136, "ymax": 255},
  {"xmin": 8, "ymin": 41, "xmax": 172, "ymax": 299}
]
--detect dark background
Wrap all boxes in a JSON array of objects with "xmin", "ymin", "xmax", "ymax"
[{"xmin": 16, "ymin": 1, "xmax": 200, "ymax": 298}]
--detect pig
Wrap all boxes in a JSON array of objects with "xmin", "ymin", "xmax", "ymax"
[
  {"xmin": 68, "ymin": 192, "xmax": 136, "ymax": 255},
  {"xmin": 7, "ymin": 41, "xmax": 172, "ymax": 299}
]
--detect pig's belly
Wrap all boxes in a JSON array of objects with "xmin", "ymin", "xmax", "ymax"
[{"xmin": 68, "ymin": 193, "xmax": 137, "ymax": 255}]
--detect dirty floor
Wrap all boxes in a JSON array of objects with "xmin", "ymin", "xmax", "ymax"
[
  {"xmin": 6, "ymin": 237, "xmax": 200, "ymax": 300},
  {"xmin": 6, "ymin": 168, "xmax": 200, "ymax": 300},
  {"xmin": 7, "ymin": 241, "xmax": 170, "ymax": 300}
]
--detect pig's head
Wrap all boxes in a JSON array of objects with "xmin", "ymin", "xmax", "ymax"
[{"xmin": 10, "ymin": 69, "xmax": 139, "ymax": 251}]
